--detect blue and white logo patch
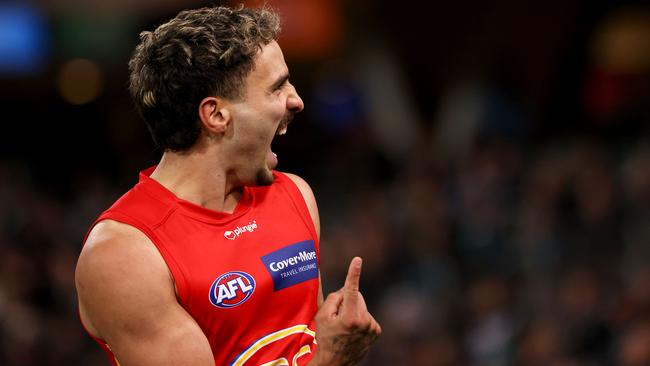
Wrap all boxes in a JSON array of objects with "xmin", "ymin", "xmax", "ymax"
[
  {"xmin": 260, "ymin": 240, "xmax": 319, "ymax": 291},
  {"xmin": 209, "ymin": 271, "xmax": 256, "ymax": 308}
]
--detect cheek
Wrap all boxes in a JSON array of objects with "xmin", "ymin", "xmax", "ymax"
[
  {"xmin": 237, "ymin": 120, "xmax": 272, "ymax": 154},
  {"xmin": 268, "ymin": 96, "xmax": 287, "ymax": 118},
  {"xmin": 232, "ymin": 100, "xmax": 284, "ymax": 141}
]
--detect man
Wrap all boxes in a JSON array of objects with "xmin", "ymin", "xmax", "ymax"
[{"xmin": 75, "ymin": 5, "xmax": 381, "ymax": 366}]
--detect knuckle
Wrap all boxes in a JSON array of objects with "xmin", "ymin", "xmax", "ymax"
[
  {"xmin": 374, "ymin": 323, "xmax": 382, "ymax": 336},
  {"xmin": 341, "ymin": 317, "xmax": 362, "ymax": 330},
  {"xmin": 344, "ymin": 288, "xmax": 358, "ymax": 296},
  {"xmin": 341, "ymin": 314, "xmax": 372, "ymax": 331}
]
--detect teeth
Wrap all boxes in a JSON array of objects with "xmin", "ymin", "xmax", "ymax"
[{"xmin": 275, "ymin": 124, "xmax": 288, "ymax": 136}]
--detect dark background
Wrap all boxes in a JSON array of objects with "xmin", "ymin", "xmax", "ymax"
[{"xmin": 0, "ymin": 0, "xmax": 649, "ymax": 365}]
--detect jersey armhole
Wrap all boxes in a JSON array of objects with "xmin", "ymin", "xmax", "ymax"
[{"xmin": 274, "ymin": 172, "xmax": 320, "ymax": 262}]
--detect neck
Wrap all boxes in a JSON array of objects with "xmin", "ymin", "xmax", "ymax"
[{"xmin": 149, "ymin": 148, "xmax": 242, "ymax": 214}]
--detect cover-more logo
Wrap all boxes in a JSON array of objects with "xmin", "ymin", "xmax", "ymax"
[
  {"xmin": 224, "ymin": 220, "xmax": 258, "ymax": 240},
  {"xmin": 261, "ymin": 240, "xmax": 319, "ymax": 291}
]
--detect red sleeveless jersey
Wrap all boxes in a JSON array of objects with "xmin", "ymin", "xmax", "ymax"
[{"xmin": 83, "ymin": 167, "xmax": 320, "ymax": 366}]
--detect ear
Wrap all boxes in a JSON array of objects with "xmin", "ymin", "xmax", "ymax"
[{"xmin": 198, "ymin": 96, "xmax": 230, "ymax": 134}]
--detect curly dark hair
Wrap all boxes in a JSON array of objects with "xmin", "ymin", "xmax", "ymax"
[{"xmin": 128, "ymin": 5, "xmax": 281, "ymax": 152}]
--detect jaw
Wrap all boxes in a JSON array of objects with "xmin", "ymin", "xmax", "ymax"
[{"xmin": 241, "ymin": 115, "xmax": 291, "ymax": 187}]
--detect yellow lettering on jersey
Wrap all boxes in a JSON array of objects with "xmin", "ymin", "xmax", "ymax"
[{"xmin": 231, "ymin": 324, "xmax": 316, "ymax": 366}]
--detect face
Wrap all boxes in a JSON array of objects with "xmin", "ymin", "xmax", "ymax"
[{"xmin": 226, "ymin": 41, "xmax": 304, "ymax": 186}]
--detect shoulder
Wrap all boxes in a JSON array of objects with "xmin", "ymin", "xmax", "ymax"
[
  {"xmin": 76, "ymin": 220, "xmax": 214, "ymax": 364},
  {"xmin": 277, "ymin": 172, "xmax": 320, "ymax": 239},
  {"xmin": 76, "ymin": 220, "xmax": 175, "ymax": 337},
  {"xmin": 276, "ymin": 172, "xmax": 317, "ymax": 210},
  {"xmin": 78, "ymin": 220, "xmax": 168, "ymax": 275},
  {"xmin": 280, "ymin": 172, "xmax": 315, "ymax": 200}
]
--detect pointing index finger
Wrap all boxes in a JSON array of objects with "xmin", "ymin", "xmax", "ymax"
[{"xmin": 344, "ymin": 257, "xmax": 362, "ymax": 293}]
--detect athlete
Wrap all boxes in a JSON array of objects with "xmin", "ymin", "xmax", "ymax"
[{"xmin": 75, "ymin": 5, "xmax": 380, "ymax": 366}]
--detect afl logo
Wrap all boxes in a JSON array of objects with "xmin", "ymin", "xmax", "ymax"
[{"xmin": 209, "ymin": 271, "xmax": 256, "ymax": 308}]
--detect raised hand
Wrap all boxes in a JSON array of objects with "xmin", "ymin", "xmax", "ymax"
[{"xmin": 311, "ymin": 257, "xmax": 381, "ymax": 366}]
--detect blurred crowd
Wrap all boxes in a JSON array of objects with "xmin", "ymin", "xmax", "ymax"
[
  {"xmin": 1, "ymin": 0, "xmax": 649, "ymax": 365},
  {"xmin": 317, "ymin": 135, "xmax": 650, "ymax": 366}
]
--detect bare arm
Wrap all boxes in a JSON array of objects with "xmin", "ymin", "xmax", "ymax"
[
  {"xmin": 284, "ymin": 174, "xmax": 381, "ymax": 365},
  {"xmin": 75, "ymin": 220, "xmax": 214, "ymax": 366}
]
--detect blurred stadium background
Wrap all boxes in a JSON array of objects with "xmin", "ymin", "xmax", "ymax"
[{"xmin": 1, "ymin": 0, "xmax": 649, "ymax": 365}]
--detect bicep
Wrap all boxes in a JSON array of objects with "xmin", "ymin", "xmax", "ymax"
[
  {"xmin": 76, "ymin": 222, "xmax": 214, "ymax": 366},
  {"xmin": 108, "ymin": 306, "xmax": 213, "ymax": 366}
]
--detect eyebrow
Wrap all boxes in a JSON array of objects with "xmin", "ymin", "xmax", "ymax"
[{"xmin": 269, "ymin": 73, "xmax": 289, "ymax": 92}]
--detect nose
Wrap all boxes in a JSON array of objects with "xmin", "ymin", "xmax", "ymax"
[{"xmin": 287, "ymin": 84, "xmax": 304, "ymax": 113}]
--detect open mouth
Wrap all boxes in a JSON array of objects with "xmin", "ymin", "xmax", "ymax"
[
  {"xmin": 275, "ymin": 112, "xmax": 294, "ymax": 137},
  {"xmin": 275, "ymin": 119, "xmax": 289, "ymax": 136},
  {"xmin": 269, "ymin": 115, "xmax": 293, "ymax": 169}
]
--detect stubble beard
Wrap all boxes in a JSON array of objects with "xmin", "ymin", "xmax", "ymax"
[{"xmin": 255, "ymin": 168, "xmax": 275, "ymax": 186}]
